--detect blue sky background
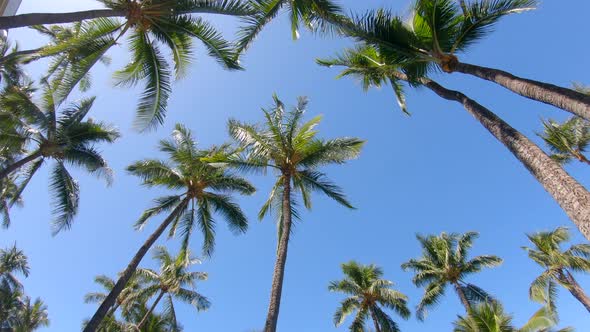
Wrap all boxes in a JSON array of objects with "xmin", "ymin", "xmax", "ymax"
[{"xmin": 2, "ymin": 0, "xmax": 590, "ymax": 331}]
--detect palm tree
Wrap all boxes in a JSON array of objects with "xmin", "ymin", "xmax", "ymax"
[
  {"xmin": 10, "ymin": 297, "xmax": 50, "ymax": 332},
  {"xmin": 523, "ymin": 227, "xmax": 590, "ymax": 313},
  {"xmin": 228, "ymin": 96, "xmax": 364, "ymax": 332},
  {"xmin": 453, "ymin": 301, "xmax": 572, "ymax": 332},
  {"xmin": 84, "ymin": 123, "xmax": 254, "ymax": 331},
  {"xmin": 1, "ymin": 1, "xmax": 250, "ymax": 130},
  {"xmin": 336, "ymin": 0, "xmax": 590, "ymax": 121},
  {"xmin": 236, "ymin": 0, "xmax": 343, "ymax": 53},
  {"xmin": 328, "ymin": 261, "xmax": 410, "ymax": 332},
  {"xmin": 135, "ymin": 246, "xmax": 210, "ymax": 330},
  {"xmin": 317, "ymin": 44, "xmax": 590, "ymax": 242},
  {"xmin": 538, "ymin": 117, "xmax": 590, "ymax": 165},
  {"xmin": 0, "ymin": 245, "xmax": 30, "ymax": 291},
  {"xmin": 0, "ymin": 86, "xmax": 120, "ymax": 233},
  {"xmin": 401, "ymin": 232, "xmax": 502, "ymax": 320}
]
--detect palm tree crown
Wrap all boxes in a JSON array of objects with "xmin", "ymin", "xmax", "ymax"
[
  {"xmin": 0, "ymin": 245, "xmax": 30, "ymax": 291},
  {"xmin": 538, "ymin": 117, "xmax": 590, "ymax": 165},
  {"xmin": 402, "ymin": 232, "xmax": 502, "ymax": 320},
  {"xmin": 128, "ymin": 123, "xmax": 255, "ymax": 256},
  {"xmin": 329, "ymin": 261, "xmax": 410, "ymax": 332}
]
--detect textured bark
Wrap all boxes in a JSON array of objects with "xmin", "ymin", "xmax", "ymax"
[
  {"xmin": 0, "ymin": 9, "xmax": 126, "ymax": 30},
  {"xmin": 0, "ymin": 150, "xmax": 42, "ymax": 181},
  {"xmin": 83, "ymin": 199, "xmax": 189, "ymax": 332},
  {"xmin": 561, "ymin": 271, "xmax": 590, "ymax": 313},
  {"xmin": 420, "ymin": 79, "xmax": 590, "ymax": 241},
  {"xmin": 453, "ymin": 282, "xmax": 472, "ymax": 313},
  {"xmin": 137, "ymin": 290, "xmax": 166, "ymax": 329},
  {"xmin": 453, "ymin": 62, "xmax": 590, "ymax": 121},
  {"xmin": 263, "ymin": 175, "xmax": 293, "ymax": 332},
  {"xmin": 370, "ymin": 308, "xmax": 382, "ymax": 332}
]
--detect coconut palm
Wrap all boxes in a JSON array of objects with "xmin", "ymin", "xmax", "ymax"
[
  {"xmin": 0, "ymin": 87, "xmax": 119, "ymax": 233},
  {"xmin": 453, "ymin": 301, "xmax": 572, "ymax": 332},
  {"xmin": 401, "ymin": 232, "xmax": 502, "ymax": 320},
  {"xmin": 135, "ymin": 246, "xmax": 209, "ymax": 330},
  {"xmin": 9, "ymin": 297, "xmax": 50, "ymax": 332},
  {"xmin": 0, "ymin": 245, "xmax": 30, "ymax": 291},
  {"xmin": 84, "ymin": 123, "xmax": 254, "ymax": 331},
  {"xmin": 236, "ymin": 0, "xmax": 343, "ymax": 53},
  {"xmin": 328, "ymin": 261, "xmax": 410, "ymax": 332},
  {"xmin": 538, "ymin": 117, "xmax": 590, "ymax": 165},
  {"xmin": 336, "ymin": 0, "xmax": 590, "ymax": 121},
  {"xmin": 523, "ymin": 227, "xmax": 590, "ymax": 313},
  {"xmin": 317, "ymin": 44, "xmax": 590, "ymax": 242},
  {"xmin": 228, "ymin": 96, "xmax": 364, "ymax": 332},
  {"xmin": 1, "ymin": 1, "xmax": 250, "ymax": 130}
]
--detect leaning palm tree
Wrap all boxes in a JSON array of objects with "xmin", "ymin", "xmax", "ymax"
[
  {"xmin": 317, "ymin": 44, "xmax": 590, "ymax": 242},
  {"xmin": 328, "ymin": 261, "xmax": 410, "ymax": 332},
  {"xmin": 337, "ymin": 0, "xmax": 590, "ymax": 121},
  {"xmin": 1, "ymin": 1, "xmax": 251, "ymax": 129},
  {"xmin": 135, "ymin": 246, "xmax": 209, "ymax": 330},
  {"xmin": 10, "ymin": 297, "xmax": 50, "ymax": 332},
  {"xmin": 228, "ymin": 96, "xmax": 364, "ymax": 332},
  {"xmin": 0, "ymin": 87, "xmax": 120, "ymax": 233},
  {"xmin": 84, "ymin": 273, "xmax": 146, "ymax": 324},
  {"xmin": 0, "ymin": 245, "xmax": 30, "ymax": 291},
  {"xmin": 538, "ymin": 117, "xmax": 590, "ymax": 165},
  {"xmin": 401, "ymin": 232, "xmax": 502, "ymax": 320},
  {"xmin": 453, "ymin": 301, "xmax": 572, "ymax": 332},
  {"xmin": 523, "ymin": 227, "xmax": 590, "ymax": 313},
  {"xmin": 84, "ymin": 123, "xmax": 254, "ymax": 331}
]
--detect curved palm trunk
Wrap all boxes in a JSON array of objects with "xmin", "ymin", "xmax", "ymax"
[
  {"xmin": 452, "ymin": 282, "xmax": 472, "ymax": 312},
  {"xmin": 0, "ymin": 150, "xmax": 42, "ymax": 181},
  {"xmin": 452, "ymin": 62, "xmax": 590, "ymax": 121},
  {"xmin": 83, "ymin": 199, "xmax": 188, "ymax": 332},
  {"xmin": 420, "ymin": 78, "xmax": 590, "ymax": 241},
  {"xmin": 0, "ymin": 9, "xmax": 126, "ymax": 30},
  {"xmin": 560, "ymin": 270, "xmax": 590, "ymax": 313},
  {"xmin": 264, "ymin": 175, "xmax": 293, "ymax": 332},
  {"xmin": 137, "ymin": 290, "xmax": 166, "ymax": 330},
  {"xmin": 370, "ymin": 308, "xmax": 382, "ymax": 332}
]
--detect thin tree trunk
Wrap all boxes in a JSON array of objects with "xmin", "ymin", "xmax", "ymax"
[
  {"xmin": 263, "ymin": 174, "xmax": 293, "ymax": 332},
  {"xmin": 562, "ymin": 271, "xmax": 590, "ymax": 313},
  {"xmin": 137, "ymin": 290, "xmax": 166, "ymax": 330},
  {"xmin": 0, "ymin": 150, "xmax": 42, "ymax": 181},
  {"xmin": 453, "ymin": 282, "xmax": 472, "ymax": 312},
  {"xmin": 370, "ymin": 308, "xmax": 382, "ymax": 332},
  {"xmin": 83, "ymin": 199, "xmax": 189, "ymax": 332},
  {"xmin": 453, "ymin": 62, "xmax": 590, "ymax": 121},
  {"xmin": 0, "ymin": 9, "xmax": 126, "ymax": 30},
  {"xmin": 419, "ymin": 78, "xmax": 590, "ymax": 241}
]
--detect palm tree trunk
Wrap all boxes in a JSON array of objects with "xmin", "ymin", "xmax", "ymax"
[
  {"xmin": 0, "ymin": 9, "xmax": 126, "ymax": 30},
  {"xmin": 263, "ymin": 174, "xmax": 293, "ymax": 332},
  {"xmin": 561, "ymin": 271, "xmax": 590, "ymax": 313},
  {"xmin": 83, "ymin": 199, "xmax": 189, "ymax": 332},
  {"xmin": 0, "ymin": 150, "xmax": 42, "ymax": 181},
  {"xmin": 370, "ymin": 308, "xmax": 382, "ymax": 332},
  {"xmin": 453, "ymin": 282, "xmax": 472, "ymax": 312},
  {"xmin": 420, "ymin": 78, "xmax": 590, "ymax": 241},
  {"xmin": 453, "ymin": 62, "xmax": 590, "ymax": 121},
  {"xmin": 137, "ymin": 290, "xmax": 166, "ymax": 330}
]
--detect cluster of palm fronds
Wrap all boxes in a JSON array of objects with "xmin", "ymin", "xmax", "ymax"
[{"xmin": 329, "ymin": 228, "xmax": 589, "ymax": 332}]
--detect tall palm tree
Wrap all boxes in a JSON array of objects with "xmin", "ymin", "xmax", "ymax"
[
  {"xmin": 401, "ymin": 232, "xmax": 502, "ymax": 320},
  {"xmin": 453, "ymin": 301, "xmax": 572, "ymax": 332},
  {"xmin": 538, "ymin": 117, "xmax": 590, "ymax": 165},
  {"xmin": 228, "ymin": 96, "xmax": 364, "ymax": 332},
  {"xmin": 135, "ymin": 246, "xmax": 210, "ymax": 330},
  {"xmin": 84, "ymin": 273, "xmax": 145, "ymax": 325},
  {"xmin": 336, "ymin": 0, "xmax": 590, "ymax": 121},
  {"xmin": 10, "ymin": 297, "xmax": 50, "ymax": 332},
  {"xmin": 2, "ymin": 1, "xmax": 250, "ymax": 129},
  {"xmin": 0, "ymin": 245, "xmax": 30, "ymax": 291},
  {"xmin": 523, "ymin": 227, "xmax": 590, "ymax": 313},
  {"xmin": 84, "ymin": 123, "xmax": 254, "ymax": 331},
  {"xmin": 328, "ymin": 261, "xmax": 410, "ymax": 332},
  {"xmin": 0, "ymin": 87, "xmax": 120, "ymax": 233},
  {"xmin": 317, "ymin": 44, "xmax": 590, "ymax": 242},
  {"xmin": 236, "ymin": 0, "xmax": 343, "ymax": 53}
]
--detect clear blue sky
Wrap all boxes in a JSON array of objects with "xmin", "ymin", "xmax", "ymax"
[{"xmin": 2, "ymin": 0, "xmax": 590, "ymax": 331}]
